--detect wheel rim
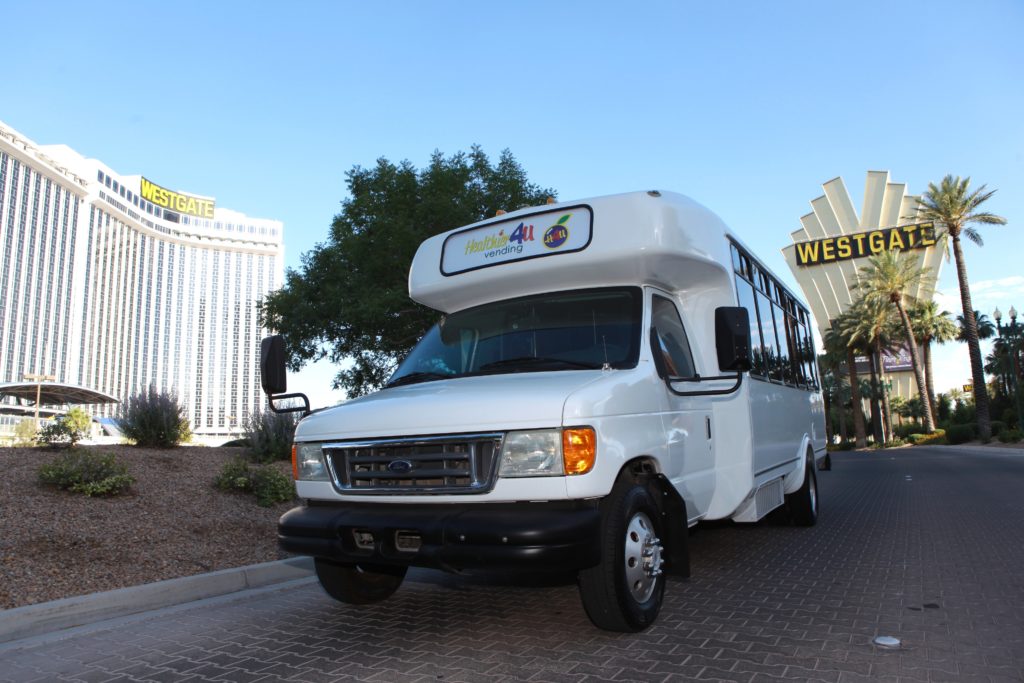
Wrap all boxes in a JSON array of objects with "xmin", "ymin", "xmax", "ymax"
[
  {"xmin": 623, "ymin": 511, "xmax": 663, "ymax": 603},
  {"xmin": 809, "ymin": 468, "xmax": 817, "ymax": 514}
]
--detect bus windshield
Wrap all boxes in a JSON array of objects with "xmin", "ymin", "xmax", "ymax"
[{"xmin": 386, "ymin": 287, "xmax": 642, "ymax": 387}]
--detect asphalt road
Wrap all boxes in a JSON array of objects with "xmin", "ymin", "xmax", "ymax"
[{"xmin": 2, "ymin": 445, "xmax": 1022, "ymax": 682}]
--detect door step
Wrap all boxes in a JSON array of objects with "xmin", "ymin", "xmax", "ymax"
[{"xmin": 731, "ymin": 478, "xmax": 784, "ymax": 522}]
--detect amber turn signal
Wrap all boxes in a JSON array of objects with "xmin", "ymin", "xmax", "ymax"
[
  {"xmin": 291, "ymin": 444, "xmax": 299, "ymax": 481},
  {"xmin": 562, "ymin": 427, "xmax": 596, "ymax": 475}
]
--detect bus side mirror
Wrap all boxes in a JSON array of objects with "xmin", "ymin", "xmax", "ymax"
[
  {"xmin": 715, "ymin": 307, "xmax": 752, "ymax": 373},
  {"xmin": 260, "ymin": 335, "xmax": 288, "ymax": 395}
]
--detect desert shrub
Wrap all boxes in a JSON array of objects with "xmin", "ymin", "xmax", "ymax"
[
  {"xmin": 894, "ymin": 422, "xmax": 924, "ymax": 438},
  {"xmin": 1001, "ymin": 408, "xmax": 1019, "ymax": 430},
  {"xmin": 215, "ymin": 457, "xmax": 254, "ymax": 492},
  {"xmin": 13, "ymin": 419, "xmax": 39, "ymax": 447},
  {"xmin": 884, "ymin": 437, "xmax": 908, "ymax": 448},
  {"xmin": 243, "ymin": 410, "xmax": 298, "ymax": 463},
  {"xmin": 909, "ymin": 429, "xmax": 946, "ymax": 445},
  {"xmin": 990, "ymin": 421, "xmax": 1006, "ymax": 437},
  {"xmin": 38, "ymin": 451, "xmax": 133, "ymax": 496},
  {"xmin": 117, "ymin": 388, "xmax": 192, "ymax": 447},
  {"xmin": 215, "ymin": 458, "xmax": 295, "ymax": 507},
  {"xmin": 946, "ymin": 424, "xmax": 975, "ymax": 445},
  {"xmin": 998, "ymin": 428, "xmax": 1023, "ymax": 443},
  {"xmin": 38, "ymin": 408, "xmax": 92, "ymax": 447},
  {"xmin": 251, "ymin": 466, "xmax": 296, "ymax": 507}
]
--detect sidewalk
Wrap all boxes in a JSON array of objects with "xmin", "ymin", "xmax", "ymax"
[{"xmin": 0, "ymin": 557, "xmax": 314, "ymax": 646}]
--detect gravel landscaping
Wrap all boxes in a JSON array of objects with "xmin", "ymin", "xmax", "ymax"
[{"xmin": 0, "ymin": 445, "xmax": 293, "ymax": 610}]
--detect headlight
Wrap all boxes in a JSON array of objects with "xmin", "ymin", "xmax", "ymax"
[
  {"xmin": 499, "ymin": 428, "xmax": 596, "ymax": 478},
  {"xmin": 293, "ymin": 442, "xmax": 329, "ymax": 481}
]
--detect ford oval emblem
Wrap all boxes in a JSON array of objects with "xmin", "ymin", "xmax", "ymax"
[{"xmin": 387, "ymin": 459, "xmax": 413, "ymax": 474}]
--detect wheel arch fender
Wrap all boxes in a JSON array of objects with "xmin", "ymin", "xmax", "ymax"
[
  {"xmin": 783, "ymin": 435, "xmax": 815, "ymax": 495},
  {"xmin": 608, "ymin": 457, "xmax": 690, "ymax": 578}
]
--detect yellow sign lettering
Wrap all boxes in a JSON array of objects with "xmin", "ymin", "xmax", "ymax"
[
  {"xmin": 888, "ymin": 229, "xmax": 906, "ymax": 251},
  {"xmin": 140, "ymin": 177, "xmax": 215, "ymax": 218},
  {"xmin": 794, "ymin": 221, "xmax": 939, "ymax": 267},
  {"xmin": 795, "ymin": 241, "xmax": 820, "ymax": 264}
]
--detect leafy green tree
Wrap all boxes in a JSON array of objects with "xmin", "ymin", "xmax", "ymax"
[
  {"xmin": 855, "ymin": 250, "xmax": 935, "ymax": 432},
  {"xmin": 915, "ymin": 175, "xmax": 1007, "ymax": 440},
  {"xmin": 260, "ymin": 147, "xmax": 555, "ymax": 397}
]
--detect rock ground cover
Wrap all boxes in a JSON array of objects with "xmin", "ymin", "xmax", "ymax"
[{"xmin": 0, "ymin": 445, "xmax": 292, "ymax": 610}]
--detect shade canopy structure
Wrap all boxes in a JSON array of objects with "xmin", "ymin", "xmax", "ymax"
[{"xmin": 0, "ymin": 382, "xmax": 119, "ymax": 406}]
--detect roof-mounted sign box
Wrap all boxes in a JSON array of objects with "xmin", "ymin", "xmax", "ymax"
[{"xmin": 440, "ymin": 205, "xmax": 593, "ymax": 276}]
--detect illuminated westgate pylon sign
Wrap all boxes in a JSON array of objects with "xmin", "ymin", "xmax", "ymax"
[{"xmin": 781, "ymin": 172, "xmax": 945, "ymax": 399}]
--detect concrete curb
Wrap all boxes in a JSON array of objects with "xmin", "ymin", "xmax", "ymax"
[{"xmin": 0, "ymin": 556, "xmax": 314, "ymax": 645}]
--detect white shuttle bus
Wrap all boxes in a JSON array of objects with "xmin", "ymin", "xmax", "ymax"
[{"xmin": 262, "ymin": 190, "xmax": 827, "ymax": 632}]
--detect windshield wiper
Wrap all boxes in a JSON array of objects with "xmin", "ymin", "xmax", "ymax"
[
  {"xmin": 476, "ymin": 356, "xmax": 602, "ymax": 373},
  {"xmin": 385, "ymin": 371, "xmax": 451, "ymax": 388}
]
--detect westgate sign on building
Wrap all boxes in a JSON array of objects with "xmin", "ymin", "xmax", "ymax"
[{"xmin": 140, "ymin": 177, "xmax": 215, "ymax": 218}]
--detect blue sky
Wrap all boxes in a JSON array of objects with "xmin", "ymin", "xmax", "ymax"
[{"xmin": 5, "ymin": 0, "xmax": 1021, "ymax": 406}]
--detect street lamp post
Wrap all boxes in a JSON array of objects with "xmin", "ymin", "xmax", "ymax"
[
  {"xmin": 23, "ymin": 372, "xmax": 57, "ymax": 429},
  {"xmin": 993, "ymin": 307, "xmax": 1024, "ymax": 431}
]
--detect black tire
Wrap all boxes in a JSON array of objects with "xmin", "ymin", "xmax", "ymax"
[
  {"xmin": 314, "ymin": 558, "xmax": 407, "ymax": 605},
  {"xmin": 819, "ymin": 453, "xmax": 832, "ymax": 471},
  {"xmin": 787, "ymin": 453, "xmax": 819, "ymax": 527},
  {"xmin": 578, "ymin": 481, "xmax": 666, "ymax": 632}
]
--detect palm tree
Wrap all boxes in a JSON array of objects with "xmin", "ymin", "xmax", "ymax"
[
  {"xmin": 911, "ymin": 301, "xmax": 958, "ymax": 417},
  {"xmin": 855, "ymin": 250, "xmax": 935, "ymax": 432},
  {"xmin": 825, "ymin": 316, "xmax": 867, "ymax": 448},
  {"xmin": 843, "ymin": 295, "xmax": 901, "ymax": 442},
  {"xmin": 915, "ymin": 175, "xmax": 1007, "ymax": 440},
  {"xmin": 956, "ymin": 310, "xmax": 996, "ymax": 342}
]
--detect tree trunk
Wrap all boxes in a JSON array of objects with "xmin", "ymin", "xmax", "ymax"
[
  {"xmin": 951, "ymin": 235, "xmax": 992, "ymax": 440},
  {"xmin": 923, "ymin": 336, "xmax": 937, "ymax": 420},
  {"xmin": 876, "ymin": 339, "xmax": 893, "ymax": 441},
  {"xmin": 868, "ymin": 352, "xmax": 884, "ymax": 444},
  {"xmin": 847, "ymin": 349, "xmax": 867, "ymax": 448},
  {"xmin": 894, "ymin": 298, "xmax": 935, "ymax": 432}
]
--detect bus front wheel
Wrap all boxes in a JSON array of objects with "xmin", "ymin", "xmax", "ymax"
[{"xmin": 578, "ymin": 481, "xmax": 666, "ymax": 632}]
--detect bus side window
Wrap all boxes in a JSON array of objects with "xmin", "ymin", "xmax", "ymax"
[{"xmin": 652, "ymin": 296, "xmax": 696, "ymax": 378}]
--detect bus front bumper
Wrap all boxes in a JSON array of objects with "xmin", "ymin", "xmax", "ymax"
[{"xmin": 278, "ymin": 500, "xmax": 601, "ymax": 573}]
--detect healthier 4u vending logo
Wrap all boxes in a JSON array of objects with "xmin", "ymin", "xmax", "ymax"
[{"xmin": 441, "ymin": 207, "xmax": 593, "ymax": 275}]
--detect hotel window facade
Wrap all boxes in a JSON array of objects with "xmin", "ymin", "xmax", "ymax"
[{"xmin": 0, "ymin": 121, "xmax": 284, "ymax": 438}]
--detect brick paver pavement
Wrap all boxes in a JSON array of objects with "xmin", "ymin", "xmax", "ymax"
[{"xmin": 2, "ymin": 446, "xmax": 1022, "ymax": 682}]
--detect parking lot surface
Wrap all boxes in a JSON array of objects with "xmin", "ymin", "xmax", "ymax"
[{"xmin": 2, "ymin": 445, "xmax": 1022, "ymax": 682}]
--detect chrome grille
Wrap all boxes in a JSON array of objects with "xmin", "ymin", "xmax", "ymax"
[{"xmin": 323, "ymin": 433, "xmax": 503, "ymax": 494}]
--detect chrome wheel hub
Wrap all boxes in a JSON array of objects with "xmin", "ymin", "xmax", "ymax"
[{"xmin": 624, "ymin": 511, "xmax": 663, "ymax": 603}]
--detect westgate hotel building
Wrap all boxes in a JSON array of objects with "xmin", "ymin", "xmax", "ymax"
[{"xmin": 0, "ymin": 121, "xmax": 283, "ymax": 439}]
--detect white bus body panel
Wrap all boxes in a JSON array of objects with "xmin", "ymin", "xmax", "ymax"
[{"xmin": 294, "ymin": 190, "xmax": 825, "ymax": 523}]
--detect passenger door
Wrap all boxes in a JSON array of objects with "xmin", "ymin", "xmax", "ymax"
[{"xmin": 649, "ymin": 290, "xmax": 715, "ymax": 516}]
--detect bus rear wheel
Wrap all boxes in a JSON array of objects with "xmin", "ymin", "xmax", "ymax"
[
  {"xmin": 786, "ymin": 452, "xmax": 818, "ymax": 526},
  {"xmin": 314, "ymin": 558, "xmax": 407, "ymax": 604},
  {"xmin": 578, "ymin": 482, "xmax": 666, "ymax": 632}
]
